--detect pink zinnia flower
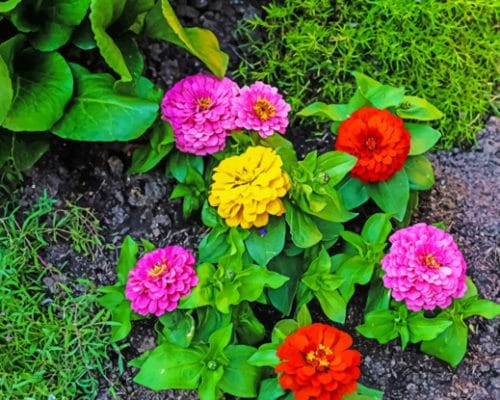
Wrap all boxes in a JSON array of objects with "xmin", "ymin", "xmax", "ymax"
[
  {"xmin": 381, "ymin": 223, "xmax": 467, "ymax": 311},
  {"xmin": 125, "ymin": 246, "xmax": 198, "ymax": 317},
  {"xmin": 161, "ymin": 73, "xmax": 239, "ymax": 155},
  {"xmin": 234, "ymin": 81, "xmax": 290, "ymax": 138}
]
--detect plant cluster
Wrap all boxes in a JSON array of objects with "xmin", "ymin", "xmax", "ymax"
[
  {"xmin": 99, "ymin": 70, "xmax": 500, "ymax": 400},
  {"xmin": 236, "ymin": 0, "xmax": 498, "ymax": 148},
  {"xmin": 0, "ymin": 0, "xmax": 229, "ymax": 171},
  {"xmin": 0, "ymin": 192, "xmax": 110, "ymax": 399}
]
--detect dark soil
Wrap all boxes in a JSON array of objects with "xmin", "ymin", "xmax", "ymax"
[{"xmin": 16, "ymin": 1, "xmax": 499, "ymax": 399}]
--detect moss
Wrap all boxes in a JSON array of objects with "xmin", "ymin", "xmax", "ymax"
[{"xmin": 237, "ymin": 0, "xmax": 498, "ymax": 148}]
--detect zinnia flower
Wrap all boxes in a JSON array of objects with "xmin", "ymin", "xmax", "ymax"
[
  {"xmin": 381, "ymin": 223, "xmax": 467, "ymax": 311},
  {"xmin": 161, "ymin": 73, "xmax": 239, "ymax": 155},
  {"xmin": 125, "ymin": 246, "xmax": 198, "ymax": 316},
  {"xmin": 234, "ymin": 81, "xmax": 290, "ymax": 138},
  {"xmin": 275, "ymin": 323, "xmax": 361, "ymax": 400},
  {"xmin": 208, "ymin": 146, "xmax": 290, "ymax": 229},
  {"xmin": 335, "ymin": 107, "xmax": 410, "ymax": 182}
]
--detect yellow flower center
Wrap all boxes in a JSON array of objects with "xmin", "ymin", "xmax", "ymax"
[
  {"xmin": 197, "ymin": 97, "xmax": 212, "ymax": 110},
  {"xmin": 423, "ymin": 254, "xmax": 441, "ymax": 269},
  {"xmin": 253, "ymin": 98, "xmax": 276, "ymax": 121},
  {"xmin": 365, "ymin": 136, "xmax": 378, "ymax": 151},
  {"xmin": 148, "ymin": 263, "xmax": 168, "ymax": 278},
  {"xmin": 305, "ymin": 344, "xmax": 332, "ymax": 371}
]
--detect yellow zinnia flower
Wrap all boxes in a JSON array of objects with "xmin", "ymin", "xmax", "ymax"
[{"xmin": 208, "ymin": 146, "xmax": 291, "ymax": 229}]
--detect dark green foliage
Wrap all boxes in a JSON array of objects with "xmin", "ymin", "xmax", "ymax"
[{"xmin": 237, "ymin": 0, "xmax": 498, "ymax": 148}]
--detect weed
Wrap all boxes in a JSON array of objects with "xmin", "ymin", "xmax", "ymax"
[
  {"xmin": 0, "ymin": 193, "xmax": 111, "ymax": 399},
  {"xmin": 237, "ymin": 0, "xmax": 498, "ymax": 148}
]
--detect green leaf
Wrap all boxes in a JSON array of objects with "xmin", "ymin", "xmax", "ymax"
[
  {"xmin": 2, "ymin": 49, "xmax": 73, "ymax": 132},
  {"xmin": 72, "ymin": 16, "xmax": 97, "ymax": 50},
  {"xmin": 462, "ymin": 299, "xmax": 500, "ymax": 319},
  {"xmin": 128, "ymin": 121, "xmax": 174, "ymax": 174},
  {"xmin": 284, "ymin": 201, "xmax": 322, "ymax": 248},
  {"xmin": 396, "ymin": 95, "xmax": 444, "ymax": 121},
  {"xmin": 344, "ymin": 383, "xmax": 384, "ymax": 400},
  {"xmin": 159, "ymin": 310, "xmax": 195, "ymax": 348},
  {"xmin": 220, "ymin": 345, "xmax": 261, "ymax": 398},
  {"xmin": 352, "ymin": 71, "xmax": 381, "ymax": 94},
  {"xmin": 257, "ymin": 377, "xmax": 286, "ymax": 400},
  {"xmin": 366, "ymin": 169, "xmax": 410, "ymax": 221},
  {"xmin": 110, "ymin": 301, "xmax": 132, "ymax": 341},
  {"xmin": 406, "ymin": 123, "xmax": 441, "ymax": 155},
  {"xmin": 316, "ymin": 289, "xmax": 347, "ymax": 323},
  {"xmin": 178, "ymin": 263, "xmax": 216, "ymax": 309},
  {"xmin": 134, "ymin": 343, "xmax": 204, "ymax": 390},
  {"xmin": 361, "ymin": 213, "xmax": 392, "ymax": 244},
  {"xmin": 259, "ymin": 133, "xmax": 298, "ymax": 171},
  {"xmin": 338, "ymin": 177, "xmax": 369, "ymax": 210},
  {"xmin": 90, "ymin": 0, "xmax": 134, "ymax": 81},
  {"xmin": 420, "ymin": 318, "xmax": 468, "ymax": 367},
  {"xmin": 208, "ymin": 323, "xmax": 233, "ymax": 357},
  {"xmin": 160, "ymin": 0, "xmax": 228, "ymax": 78},
  {"xmin": 271, "ymin": 319, "xmax": 298, "ymax": 343},
  {"xmin": 356, "ymin": 309, "xmax": 398, "ymax": 344},
  {"xmin": 198, "ymin": 227, "xmax": 230, "ymax": 264},
  {"xmin": 199, "ymin": 366, "xmax": 224, "ymax": 400},
  {"xmin": 345, "ymin": 89, "xmax": 371, "ymax": 114},
  {"xmin": 116, "ymin": 235, "xmax": 139, "ymax": 285},
  {"xmin": 245, "ymin": 217, "xmax": 286, "ymax": 266},
  {"xmin": 11, "ymin": 135, "xmax": 49, "ymax": 171},
  {"xmin": 404, "ymin": 155, "xmax": 434, "ymax": 191},
  {"xmin": 296, "ymin": 304, "xmax": 312, "ymax": 327},
  {"xmin": 316, "ymin": 151, "xmax": 357, "ymax": 186},
  {"xmin": 364, "ymin": 84, "xmax": 405, "ymax": 109},
  {"xmin": 97, "ymin": 286, "xmax": 125, "ymax": 310},
  {"xmin": 0, "ymin": 56, "xmax": 12, "ymax": 124},
  {"xmin": 298, "ymin": 102, "xmax": 349, "ymax": 121},
  {"xmin": 365, "ymin": 277, "xmax": 391, "ymax": 313},
  {"xmin": 237, "ymin": 266, "xmax": 289, "ymax": 303},
  {"xmin": 52, "ymin": 63, "xmax": 158, "ymax": 141},
  {"xmin": 313, "ymin": 217, "xmax": 343, "ymax": 249},
  {"xmin": 407, "ymin": 312, "xmax": 453, "ymax": 343},
  {"xmin": 0, "ymin": 0, "xmax": 22, "ymax": 12},
  {"xmin": 267, "ymin": 255, "xmax": 303, "ymax": 315}
]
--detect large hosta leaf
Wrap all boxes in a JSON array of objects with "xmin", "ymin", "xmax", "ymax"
[
  {"xmin": 0, "ymin": 56, "xmax": 12, "ymax": 124},
  {"xmin": 52, "ymin": 63, "xmax": 158, "ymax": 141},
  {"xmin": 0, "ymin": 0, "xmax": 22, "ymax": 13},
  {"xmin": 1, "ymin": 49, "xmax": 73, "ymax": 132}
]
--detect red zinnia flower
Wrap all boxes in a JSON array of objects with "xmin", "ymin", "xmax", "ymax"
[
  {"xmin": 335, "ymin": 107, "xmax": 410, "ymax": 182},
  {"xmin": 275, "ymin": 323, "xmax": 361, "ymax": 400}
]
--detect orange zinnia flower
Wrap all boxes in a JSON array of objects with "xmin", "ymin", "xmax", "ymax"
[
  {"xmin": 275, "ymin": 323, "xmax": 361, "ymax": 400},
  {"xmin": 335, "ymin": 107, "xmax": 410, "ymax": 182}
]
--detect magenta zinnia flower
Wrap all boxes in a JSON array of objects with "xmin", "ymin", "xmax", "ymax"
[
  {"xmin": 161, "ymin": 73, "xmax": 239, "ymax": 155},
  {"xmin": 125, "ymin": 246, "xmax": 198, "ymax": 317},
  {"xmin": 234, "ymin": 81, "xmax": 290, "ymax": 138},
  {"xmin": 381, "ymin": 223, "xmax": 467, "ymax": 311}
]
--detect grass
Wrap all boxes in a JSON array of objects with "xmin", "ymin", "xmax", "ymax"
[
  {"xmin": 0, "ymin": 192, "xmax": 111, "ymax": 400},
  {"xmin": 237, "ymin": 0, "xmax": 499, "ymax": 148}
]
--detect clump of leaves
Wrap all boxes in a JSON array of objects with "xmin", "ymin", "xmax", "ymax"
[{"xmin": 237, "ymin": 0, "xmax": 498, "ymax": 148}]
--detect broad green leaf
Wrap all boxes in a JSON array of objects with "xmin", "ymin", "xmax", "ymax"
[
  {"xmin": 0, "ymin": 56, "xmax": 12, "ymax": 124},
  {"xmin": 2, "ymin": 49, "xmax": 73, "ymax": 132},
  {"xmin": 361, "ymin": 213, "xmax": 392, "ymax": 244},
  {"xmin": 366, "ymin": 169, "xmax": 409, "ymax": 221},
  {"xmin": 296, "ymin": 304, "xmax": 312, "ymax": 327},
  {"xmin": 339, "ymin": 231, "xmax": 366, "ymax": 254},
  {"xmin": 313, "ymin": 217, "xmax": 343, "ymax": 249},
  {"xmin": 267, "ymin": 255, "xmax": 303, "ymax": 315},
  {"xmin": 110, "ymin": 301, "xmax": 132, "ymax": 341},
  {"xmin": 160, "ymin": 0, "xmax": 228, "ymax": 78},
  {"xmin": 357, "ymin": 309, "xmax": 398, "ymax": 344},
  {"xmin": 316, "ymin": 151, "xmax": 357, "ymax": 186},
  {"xmin": 134, "ymin": 343, "xmax": 204, "ymax": 390},
  {"xmin": 462, "ymin": 299, "xmax": 500, "ymax": 319},
  {"xmin": 220, "ymin": 345, "xmax": 261, "ymax": 398},
  {"xmin": 315, "ymin": 289, "xmax": 347, "ymax": 323},
  {"xmin": 271, "ymin": 319, "xmax": 298, "ymax": 343},
  {"xmin": 346, "ymin": 89, "xmax": 371, "ymax": 114},
  {"xmin": 208, "ymin": 323, "xmax": 233, "ymax": 357},
  {"xmin": 407, "ymin": 313, "xmax": 453, "ymax": 343},
  {"xmin": 259, "ymin": 133, "xmax": 298, "ymax": 171},
  {"xmin": 245, "ymin": 217, "xmax": 286, "ymax": 266},
  {"xmin": 352, "ymin": 71, "xmax": 381, "ymax": 94},
  {"xmin": 128, "ymin": 121, "xmax": 174, "ymax": 174},
  {"xmin": 199, "ymin": 366, "xmax": 224, "ymax": 400},
  {"xmin": 404, "ymin": 155, "xmax": 435, "ymax": 191},
  {"xmin": 0, "ymin": 0, "xmax": 22, "ymax": 12},
  {"xmin": 159, "ymin": 310, "xmax": 195, "ymax": 348},
  {"xmin": 90, "ymin": 0, "xmax": 133, "ymax": 81},
  {"xmin": 406, "ymin": 123, "xmax": 441, "ymax": 155},
  {"xmin": 284, "ymin": 201, "xmax": 322, "ymax": 248},
  {"xmin": 257, "ymin": 378, "xmax": 286, "ymax": 400},
  {"xmin": 178, "ymin": 263, "xmax": 216, "ymax": 309},
  {"xmin": 97, "ymin": 286, "xmax": 125, "ymax": 310},
  {"xmin": 52, "ymin": 63, "xmax": 158, "ymax": 141},
  {"xmin": 237, "ymin": 266, "xmax": 289, "ymax": 303},
  {"xmin": 338, "ymin": 177, "xmax": 369, "ymax": 210},
  {"xmin": 198, "ymin": 227, "xmax": 230, "ymax": 263},
  {"xmin": 396, "ymin": 95, "xmax": 444, "ymax": 121},
  {"xmin": 72, "ymin": 16, "xmax": 97, "ymax": 50},
  {"xmin": 364, "ymin": 84, "xmax": 405, "ymax": 109},
  {"xmin": 11, "ymin": 136, "xmax": 49, "ymax": 171},
  {"xmin": 344, "ymin": 383, "xmax": 384, "ymax": 400},
  {"xmin": 336, "ymin": 255, "xmax": 374, "ymax": 302},
  {"xmin": 365, "ymin": 277, "xmax": 391, "ymax": 313},
  {"xmin": 115, "ymin": 235, "xmax": 139, "ymax": 285},
  {"xmin": 298, "ymin": 101, "xmax": 349, "ymax": 121},
  {"xmin": 233, "ymin": 302, "xmax": 265, "ymax": 345},
  {"xmin": 30, "ymin": 22, "xmax": 73, "ymax": 52},
  {"xmin": 420, "ymin": 318, "xmax": 468, "ymax": 367}
]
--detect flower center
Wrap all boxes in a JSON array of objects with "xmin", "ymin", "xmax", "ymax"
[
  {"xmin": 148, "ymin": 262, "xmax": 168, "ymax": 278},
  {"xmin": 253, "ymin": 98, "xmax": 276, "ymax": 121},
  {"xmin": 197, "ymin": 97, "xmax": 212, "ymax": 110},
  {"xmin": 365, "ymin": 136, "xmax": 378, "ymax": 151},
  {"xmin": 305, "ymin": 344, "xmax": 332, "ymax": 371},
  {"xmin": 423, "ymin": 254, "xmax": 441, "ymax": 269}
]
